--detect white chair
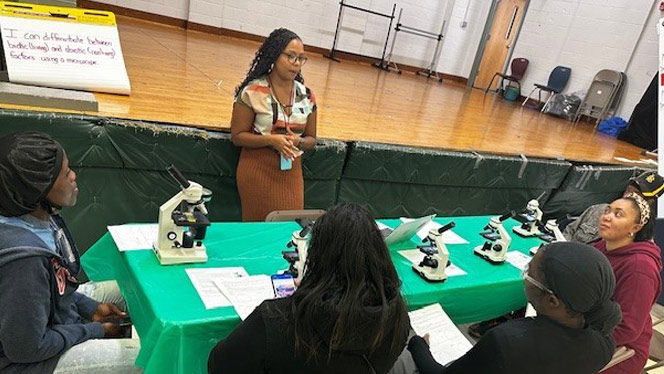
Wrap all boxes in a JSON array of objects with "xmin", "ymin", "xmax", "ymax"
[{"xmin": 265, "ymin": 209, "xmax": 325, "ymax": 222}]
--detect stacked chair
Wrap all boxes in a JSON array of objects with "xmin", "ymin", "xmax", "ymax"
[{"xmin": 574, "ymin": 69, "xmax": 626, "ymax": 126}]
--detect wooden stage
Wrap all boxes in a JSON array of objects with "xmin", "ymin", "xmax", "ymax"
[{"xmin": 1, "ymin": 16, "xmax": 652, "ymax": 166}]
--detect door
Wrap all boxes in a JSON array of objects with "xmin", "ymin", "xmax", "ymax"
[{"xmin": 473, "ymin": 0, "xmax": 527, "ymax": 90}]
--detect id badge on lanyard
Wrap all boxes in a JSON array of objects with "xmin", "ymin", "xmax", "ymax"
[{"xmin": 272, "ymin": 101, "xmax": 293, "ymax": 171}]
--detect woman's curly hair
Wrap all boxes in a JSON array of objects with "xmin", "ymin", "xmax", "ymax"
[{"xmin": 234, "ymin": 28, "xmax": 304, "ymax": 98}]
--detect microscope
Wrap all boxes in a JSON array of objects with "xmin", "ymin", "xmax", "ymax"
[
  {"xmin": 153, "ymin": 165, "xmax": 211, "ymax": 265},
  {"xmin": 474, "ymin": 211, "xmax": 515, "ymax": 264},
  {"xmin": 412, "ymin": 222, "xmax": 455, "ymax": 283},
  {"xmin": 282, "ymin": 222, "xmax": 312, "ymax": 283},
  {"xmin": 530, "ymin": 219, "xmax": 567, "ymax": 255},
  {"xmin": 513, "ymin": 199, "xmax": 543, "ymax": 238}
]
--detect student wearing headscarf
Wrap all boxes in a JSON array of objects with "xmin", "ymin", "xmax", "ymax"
[
  {"xmin": 407, "ymin": 242, "xmax": 621, "ymax": 374},
  {"xmin": 594, "ymin": 192, "xmax": 663, "ymax": 374},
  {"xmin": 0, "ymin": 132, "xmax": 140, "ymax": 374}
]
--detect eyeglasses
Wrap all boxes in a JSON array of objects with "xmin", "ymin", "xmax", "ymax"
[
  {"xmin": 522, "ymin": 263, "xmax": 554, "ymax": 295},
  {"xmin": 282, "ymin": 52, "xmax": 308, "ymax": 65}
]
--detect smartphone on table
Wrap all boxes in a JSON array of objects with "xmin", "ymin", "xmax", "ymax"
[{"xmin": 271, "ymin": 274, "xmax": 296, "ymax": 298}]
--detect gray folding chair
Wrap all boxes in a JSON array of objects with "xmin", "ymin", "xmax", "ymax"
[
  {"xmin": 575, "ymin": 69, "xmax": 623, "ymax": 125},
  {"xmin": 644, "ymin": 303, "xmax": 664, "ymax": 371}
]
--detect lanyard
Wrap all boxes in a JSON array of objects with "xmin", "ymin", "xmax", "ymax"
[{"xmin": 268, "ymin": 77, "xmax": 294, "ymax": 133}]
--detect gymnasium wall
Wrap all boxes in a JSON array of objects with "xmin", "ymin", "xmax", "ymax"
[
  {"xmin": 0, "ymin": 109, "xmax": 651, "ymax": 252},
  {"xmin": 81, "ymin": 0, "xmax": 661, "ymax": 121},
  {"xmin": 81, "ymin": 0, "xmax": 491, "ymax": 79},
  {"xmin": 510, "ymin": 0, "xmax": 658, "ymax": 119},
  {"xmin": 620, "ymin": 1, "xmax": 661, "ymax": 121}
]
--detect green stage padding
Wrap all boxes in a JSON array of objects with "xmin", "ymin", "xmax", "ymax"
[
  {"xmin": 0, "ymin": 109, "xmax": 655, "ymax": 253},
  {"xmin": 344, "ymin": 142, "xmax": 571, "ymax": 188},
  {"xmin": 543, "ymin": 165, "xmax": 642, "ymax": 219}
]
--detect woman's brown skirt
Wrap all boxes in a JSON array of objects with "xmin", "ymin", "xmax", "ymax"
[{"xmin": 236, "ymin": 147, "xmax": 304, "ymax": 221}]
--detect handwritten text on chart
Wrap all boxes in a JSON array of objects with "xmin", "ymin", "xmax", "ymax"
[{"xmin": 2, "ymin": 29, "xmax": 117, "ymax": 66}]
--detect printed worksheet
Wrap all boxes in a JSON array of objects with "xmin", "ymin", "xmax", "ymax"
[
  {"xmin": 409, "ymin": 304, "xmax": 473, "ymax": 365},
  {"xmin": 186, "ymin": 267, "xmax": 249, "ymax": 309}
]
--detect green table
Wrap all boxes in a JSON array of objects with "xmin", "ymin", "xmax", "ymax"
[{"xmin": 82, "ymin": 216, "xmax": 544, "ymax": 374}]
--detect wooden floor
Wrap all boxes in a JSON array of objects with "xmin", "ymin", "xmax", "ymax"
[{"xmin": 1, "ymin": 16, "xmax": 652, "ymax": 165}]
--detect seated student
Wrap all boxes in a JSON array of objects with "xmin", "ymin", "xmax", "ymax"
[
  {"xmin": 564, "ymin": 171, "xmax": 664, "ymax": 244},
  {"xmin": 208, "ymin": 203, "xmax": 410, "ymax": 374},
  {"xmin": 0, "ymin": 132, "xmax": 140, "ymax": 374},
  {"xmin": 407, "ymin": 242, "xmax": 621, "ymax": 374},
  {"xmin": 593, "ymin": 193, "xmax": 663, "ymax": 374},
  {"xmin": 468, "ymin": 171, "xmax": 664, "ymax": 339}
]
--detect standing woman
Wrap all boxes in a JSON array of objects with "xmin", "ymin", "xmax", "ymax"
[
  {"xmin": 232, "ymin": 28, "xmax": 317, "ymax": 221},
  {"xmin": 594, "ymin": 192, "xmax": 663, "ymax": 374}
]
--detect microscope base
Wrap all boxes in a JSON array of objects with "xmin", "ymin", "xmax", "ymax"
[
  {"xmin": 412, "ymin": 265, "xmax": 447, "ymax": 283},
  {"xmin": 513, "ymin": 226, "xmax": 539, "ymax": 238},
  {"xmin": 473, "ymin": 246, "xmax": 505, "ymax": 264},
  {"xmin": 153, "ymin": 244, "xmax": 208, "ymax": 265}
]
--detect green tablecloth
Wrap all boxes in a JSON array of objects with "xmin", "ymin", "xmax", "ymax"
[{"xmin": 81, "ymin": 216, "xmax": 544, "ymax": 374}]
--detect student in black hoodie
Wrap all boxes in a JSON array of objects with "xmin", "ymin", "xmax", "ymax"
[
  {"xmin": 208, "ymin": 203, "xmax": 410, "ymax": 374},
  {"xmin": 407, "ymin": 242, "xmax": 621, "ymax": 374},
  {"xmin": 0, "ymin": 132, "xmax": 140, "ymax": 374}
]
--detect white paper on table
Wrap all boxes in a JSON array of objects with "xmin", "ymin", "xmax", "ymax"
[
  {"xmin": 399, "ymin": 218, "xmax": 468, "ymax": 244},
  {"xmin": 375, "ymin": 221, "xmax": 391, "ymax": 231},
  {"xmin": 409, "ymin": 304, "xmax": 473, "ymax": 365},
  {"xmin": 214, "ymin": 275, "xmax": 275, "ymax": 320},
  {"xmin": 505, "ymin": 251, "xmax": 532, "ymax": 271},
  {"xmin": 397, "ymin": 250, "xmax": 466, "ymax": 277},
  {"xmin": 525, "ymin": 303, "xmax": 537, "ymax": 317},
  {"xmin": 0, "ymin": 16, "xmax": 131, "ymax": 94},
  {"xmin": 107, "ymin": 224, "xmax": 158, "ymax": 252},
  {"xmin": 185, "ymin": 267, "xmax": 249, "ymax": 309}
]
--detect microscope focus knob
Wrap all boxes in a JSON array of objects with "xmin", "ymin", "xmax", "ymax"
[
  {"xmin": 493, "ymin": 244, "xmax": 503, "ymax": 252},
  {"xmin": 167, "ymin": 231, "xmax": 177, "ymax": 240}
]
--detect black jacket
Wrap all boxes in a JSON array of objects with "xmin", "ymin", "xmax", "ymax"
[
  {"xmin": 208, "ymin": 296, "xmax": 409, "ymax": 374},
  {"xmin": 409, "ymin": 315, "xmax": 615, "ymax": 374}
]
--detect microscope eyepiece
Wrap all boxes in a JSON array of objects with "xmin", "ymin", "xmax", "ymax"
[
  {"xmin": 299, "ymin": 226, "xmax": 311, "ymax": 237},
  {"xmin": 438, "ymin": 221, "xmax": 455, "ymax": 234},
  {"xmin": 499, "ymin": 211, "xmax": 515, "ymax": 222},
  {"xmin": 167, "ymin": 164, "xmax": 191, "ymax": 189}
]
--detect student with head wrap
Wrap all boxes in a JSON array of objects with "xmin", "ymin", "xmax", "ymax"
[
  {"xmin": 564, "ymin": 171, "xmax": 664, "ymax": 244},
  {"xmin": 0, "ymin": 132, "xmax": 141, "ymax": 374},
  {"xmin": 406, "ymin": 242, "xmax": 621, "ymax": 374},
  {"xmin": 593, "ymin": 192, "xmax": 663, "ymax": 374}
]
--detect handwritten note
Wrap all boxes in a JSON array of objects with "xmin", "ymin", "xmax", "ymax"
[
  {"xmin": 409, "ymin": 304, "xmax": 473, "ymax": 365},
  {"xmin": 0, "ymin": 15, "xmax": 130, "ymax": 94}
]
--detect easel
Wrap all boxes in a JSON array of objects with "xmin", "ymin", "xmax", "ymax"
[
  {"xmin": 379, "ymin": 8, "xmax": 446, "ymax": 82},
  {"xmin": 325, "ymin": 0, "xmax": 396, "ymax": 68}
]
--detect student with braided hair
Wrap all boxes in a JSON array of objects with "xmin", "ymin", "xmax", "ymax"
[
  {"xmin": 594, "ymin": 192, "xmax": 663, "ymax": 374},
  {"xmin": 231, "ymin": 28, "xmax": 317, "ymax": 221}
]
